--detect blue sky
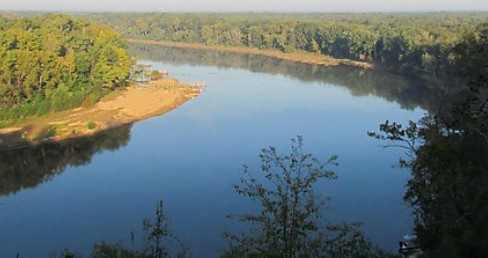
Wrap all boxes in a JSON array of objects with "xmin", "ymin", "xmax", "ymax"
[{"xmin": 1, "ymin": 0, "xmax": 488, "ymax": 12}]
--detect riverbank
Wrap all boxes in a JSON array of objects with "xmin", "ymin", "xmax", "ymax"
[
  {"xmin": 127, "ymin": 39, "xmax": 373, "ymax": 70},
  {"xmin": 0, "ymin": 78, "xmax": 202, "ymax": 149}
]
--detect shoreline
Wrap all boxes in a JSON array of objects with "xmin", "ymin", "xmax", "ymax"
[
  {"xmin": 0, "ymin": 40, "xmax": 371, "ymax": 150},
  {"xmin": 0, "ymin": 78, "xmax": 202, "ymax": 150},
  {"xmin": 127, "ymin": 39, "xmax": 373, "ymax": 70}
]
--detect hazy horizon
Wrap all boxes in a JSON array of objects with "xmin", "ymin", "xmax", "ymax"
[{"xmin": 1, "ymin": 0, "xmax": 488, "ymax": 13}]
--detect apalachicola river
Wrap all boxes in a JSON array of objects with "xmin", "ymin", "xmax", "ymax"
[{"xmin": 0, "ymin": 44, "xmax": 428, "ymax": 257}]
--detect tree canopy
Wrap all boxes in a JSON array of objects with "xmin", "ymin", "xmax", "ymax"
[
  {"xmin": 0, "ymin": 14, "xmax": 131, "ymax": 125},
  {"xmin": 83, "ymin": 12, "xmax": 488, "ymax": 78},
  {"xmin": 369, "ymin": 22, "xmax": 488, "ymax": 257}
]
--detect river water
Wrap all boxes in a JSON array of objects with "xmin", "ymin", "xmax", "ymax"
[{"xmin": 0, "ymin": 44, "xmax": 429, "ymax": 257}]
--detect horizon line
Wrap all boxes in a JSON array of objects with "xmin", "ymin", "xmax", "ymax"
[{"xmin": 2, "ymin": 9, "xmax": 488, "ymax": 14}]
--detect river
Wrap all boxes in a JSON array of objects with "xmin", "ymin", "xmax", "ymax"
[{"xmin": 0, "ymin": 44, "xmax": 428, "ymax": 257}]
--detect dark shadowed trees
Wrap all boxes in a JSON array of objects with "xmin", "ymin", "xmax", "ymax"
[
  {"xmin": 223, "ymin": 136, "xmax": 388, "ymax": 258},
  {"xmin": 368, "ymin": 23, "xmax": 488, "ymax": 258}
]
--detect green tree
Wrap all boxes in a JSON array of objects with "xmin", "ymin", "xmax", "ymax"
[
  {"xmin": 83, "ymin": 12, "xmax": 488, "ymax": 78},
  {"xmin": 0, "ymin": 14, "xmax": 131, "ymax": 125}
]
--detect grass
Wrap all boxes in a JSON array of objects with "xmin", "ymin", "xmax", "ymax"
[{"xmin": 0, "ymin": 87, "xmax": 126, "ymax": 129}]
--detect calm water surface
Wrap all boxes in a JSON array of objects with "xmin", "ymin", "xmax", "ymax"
[{"xmin": 0, "ymin": 45, "xmax": 427, "ymax": 257}]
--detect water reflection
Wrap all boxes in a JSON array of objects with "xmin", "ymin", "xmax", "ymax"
[
  {"xmin": 0, "ymin": 44, "xmax": 426, "ymax": 256},
  {"xmin": 129, "ymin": 43, "xmax": 445, "ymax": 111},
  {"xmin": 0, "ymin": 124, "xmax": 132, "ymax": 196}
]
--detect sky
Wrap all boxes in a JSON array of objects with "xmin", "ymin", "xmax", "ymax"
[{"xmin": 1, "ymin": 0, "xmax": 488, "ymax": 12}]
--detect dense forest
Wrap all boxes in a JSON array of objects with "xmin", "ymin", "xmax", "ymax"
[
  {"xmin": 130, "ymin": 43, "xmax": 445, "ymax": 111},
  {"xmin": 1, "ymin": 11, "xmax": 487, "ymax": 257},
  {"xmin": 370, "ymin": 23, "xmax": 488, "ymax": 257},
  {"xmin": 1, "ymin": 12, "xmax": 486, "ymax": 125},
  {"xmin": 83, "ymin": 12, "xmax": 488, "ymax": 78},
  {"xmin": 0, "ymin": 14, "xmax": 131, "ymax": 125}
]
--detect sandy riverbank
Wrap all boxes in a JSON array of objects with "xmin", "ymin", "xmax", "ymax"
[
  {"xmin": 127, "ymin": 39, "xmax": 373, "ymax": 70},
  {"xmin": 0, "ymin": 78, "xmax": 202, "ymax": 149}
]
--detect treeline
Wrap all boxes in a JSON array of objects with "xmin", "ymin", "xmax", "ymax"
[
  {"xmin": 0, "ymin": 14, "xmax": 130, "ymax": 125},
  {"xmin": 130, "ymin": 43, "xmax": 443, "ymax": 111},
  {"xmin": 370, "ymin": 24, "xmax": 488, "ymax": 257},
  {"xmin": 84, "ymin": 12, "xmax": 488, "ymax": 77}
]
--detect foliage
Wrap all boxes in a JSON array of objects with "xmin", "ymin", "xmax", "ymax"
[
  {"xmin": 0, "ymin": 14, "xmax": 131, "ymax": 125},
  {"xmin": 83, "ymin": 12, "xmax": 487, "ymax": 78},
  {"xmin": 370, "ymin": 116, "xmax": 488, "ymax": 258},
  {"xmin": 130, "ymin": 43, "xmax": 450, "ymax": 112},
  {"xmin": 368, "ymin": 24, "xmax": 488, "ymax": 257},
  {"xmin": 223, "ymin": 136, "xmax": 386, "ymax": 257},
  {"xmin": 54, "ymin": 201, "xmax": 188, "ymax": 258},
  {"xmin": 452, "ymin": 23, "xmax": 488, "ymax": 133},
  {"xmin": 90, "ymin": 242, "xmax": 142, "ymax": 258},
  {"xmin": 53, "ymin": 249, "xmax": 82, "ymax": 258},
  {"xmin": 454, "ymin": 23, "xmax": 488, "ymax": 91},
  {"xmin": 90, "ymin": 200, "xmax": 188, "ymax": 258},
  {"xmin": 140, "ymin": 200, "xmax": 181, "ymax": 258},
  {"xmin": 87, "ymin": 121, "xmax": 97, "ymax": 130}
]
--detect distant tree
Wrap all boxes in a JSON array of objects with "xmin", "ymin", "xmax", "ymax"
[
  {"xmin": 82, "ymin": 12, "xmax": 488, "ymax": 77},
  {"xmin": 453, "ymin": 23, "xmax": 488, "ymax": 129},
  {"xmin": 454, "ymin": 23, "xmax": 488, "ymax": 91}
]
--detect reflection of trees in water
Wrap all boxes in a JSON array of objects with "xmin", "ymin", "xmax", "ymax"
[
  {"xmin": 0, "ymin": 124, "xmax": 132, "ymax": 196},
  {"xmin": 129, "ymin": 43, "xmax": 456, "ymax": 111},
  {"xmin": 56, "ymin": 138, "xmax": 384, "ymax": 258}
]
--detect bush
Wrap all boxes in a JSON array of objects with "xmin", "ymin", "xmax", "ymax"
[{"xmin": 87, "ymin": 121, "xmax": 97, "ymax": 130}]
